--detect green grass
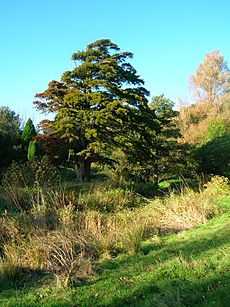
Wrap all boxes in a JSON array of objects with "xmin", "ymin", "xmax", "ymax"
[{"xmin": 1, "ymin": 194, "xmax": 230, "ymax": 306}]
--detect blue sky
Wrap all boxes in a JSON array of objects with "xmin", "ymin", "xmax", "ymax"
[{"xmin": 1, "ymin": 0, "xmax": 230, "ymax": 125}]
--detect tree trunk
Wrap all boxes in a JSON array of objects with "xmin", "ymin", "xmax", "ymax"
[
  {"xmin": 74, "ymin": 156, "xmax": 91, "ymax": 183},
  {"xmin": 154, "ymin": 174, "xmax": 159, "ymax": 187}
]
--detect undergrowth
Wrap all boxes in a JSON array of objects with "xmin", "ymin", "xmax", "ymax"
[{"xmin": 0, "ymin": 175, "xmax": 228, "ymax": 290}]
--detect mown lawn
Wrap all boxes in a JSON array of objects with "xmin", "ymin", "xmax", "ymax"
[{"xmin": 0, "ymin": 195, "xmax": 230, "ymax": 306}]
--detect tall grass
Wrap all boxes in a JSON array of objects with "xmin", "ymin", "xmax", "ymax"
[{"xmin": 0, "ymin": 175, "xmax": 228, "ymax": 287}]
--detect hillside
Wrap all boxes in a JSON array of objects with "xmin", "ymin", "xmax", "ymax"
[{"xmin": 0, "ymin": 177, "xmax": 229, "ymax": 306}]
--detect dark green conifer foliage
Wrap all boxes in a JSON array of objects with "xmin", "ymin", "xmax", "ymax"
[
  {"xmin": 150, "ymin": 95, "xmax": 181, "ymax": 181},
  {"xmin": 22, "ymin": 118, "xmax": 37, "ymax": 146},
  {"xmin": 34, "ymin": 39, "xmax": 159, "ymax": 182},
  {"xmin": 27, "ymin": 140, "xmax": 38, "ymax": 160}
]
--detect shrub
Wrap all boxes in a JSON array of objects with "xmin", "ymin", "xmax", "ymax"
[
  {"xmin": 21, "ymin": 118, "xmax": 37, "ymax": 146},
  {"xmin": 2, "ymin": 157, "xmax": 60, "ymax": 210},
  {"xmin": 205, "ymin": 118, "xmax": 229, "ymax": 143},
  {"xmin": 203, "ymin": 175, "xmax": 229, "ymax": 199},
  {"xmin": 194, "ymin": 134, "xmax": 230, "ymax": 176},
  {"xmin": 76, "ymin": 184, "xmax": 143, "ymax": 212},
  {"xmin": 151, "ymin": 176, "xmax": 229, "ymax": 232},
  {"xmin": 121, "ymin": 222, "xmax": 146, "ymax": 253},
  {"xmin": 0, "ymin": 257, "xmax": 23, "ymax": 281},
  {"xmin": 27, "ymin": 140, "xmax": 38, "ymax": 160},
  {"xmin": 2, "ymin": 157, "xmax": 59, "ymax": 189}
]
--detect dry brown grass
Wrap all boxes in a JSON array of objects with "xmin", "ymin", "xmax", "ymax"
[
  {"xmin": 0, "ymin": 175, "xmax": 228, "ymax": 286},
  {"xmin": 147, "ymin": 176, "xmax": 228, "ymax": 232}
]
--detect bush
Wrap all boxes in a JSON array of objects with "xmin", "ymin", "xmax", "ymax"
[
  {"xmin": 27, "ymin": 140, "xmax": 38, "ymax": 160},
  {"xmin": 205, "ymin": 118, "xmax": 229, "ymax": 143},
  {"xmin": 194, "ymin": 134, "xmax": 230, "ymax": 176},
  {"xmin": 76, "ymin": 183, "xmax": 143, "ymax": 212},
  {"xmin": 107, "ymin": 150, "xmax": 155, "ymax": 184},
  {"xmin": 2, "ymin": 157, "xmax": 60, "ymax": 189},
  {"xmin": 2, "ymin": 157, "xmax": 60, "ymax": 210}
]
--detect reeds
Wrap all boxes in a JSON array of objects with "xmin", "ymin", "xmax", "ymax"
[{"xmin": 0, "ymin": 175, "xmax": 228, "ymax": 286}]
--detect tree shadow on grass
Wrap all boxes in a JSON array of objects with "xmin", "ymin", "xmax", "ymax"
[
  {"xmin": 85, "ymin": 220, "xmax": 230, "ymax": 306},
  {"xmin": 107, "ymin": 272, "xmax": 230, "ymax": 306},
  {"xmin": 0, "ymin": 267, "xmax": 52, "ymax": 295},
  {"xmin": 98, "ymin": 221, "xmax": 230, "ymax": 275}
]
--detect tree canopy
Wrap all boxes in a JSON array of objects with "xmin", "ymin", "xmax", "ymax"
[
  {"xmin": 150, "ymin": 95, "xmax": 183, "ymax": 180},
  {"xmin": 189, "ymin": 50, "xmax": 230, "ymax": 104},
  {"xmin": 179, "ymin": 50, "xmax": 230, "ymax": 145},
  {"xmin": 194, "ymin": 134, "xmax": 230, "ymax": 176},
  {"xmin": 34, "ymin": 39, "xmax": 159, "ymax": 181}
]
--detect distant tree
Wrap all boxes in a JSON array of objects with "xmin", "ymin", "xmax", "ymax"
[
  {"xmin": 34, "ymin": 39, "xmax": 159, "ymax": 182},
  {"xmin": 179, "ymin": 102, "xmax": 210, "ymax": 145},
  {"xmin": 150, "ymin": 94, "xmax": 178, "ymax": 119},
  {"xmin": 0, "ymin": 106, "xmax": 21, "ymax": 168},
  {"xmin": 150, "ymin": 95, "xmax": 182, "ymax": 182},
  {"xmin": 189, "ymin": 50, "xmax": 230, "ymax": 104},
  {"xmin": 179, "ymin": 50, "xmax": 230, "ymax": 145},
  {"xmin": 22, "ymin": 118, "xmax": 37, "ymax": 146},
  {"xmin": 178, "ymin": 51, "xmax": 230, "ymax": 175}
]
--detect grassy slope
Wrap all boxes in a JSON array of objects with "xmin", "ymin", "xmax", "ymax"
[{"xmin": 0, "ymin": 196, "xmax": 230, "ymax": 307}]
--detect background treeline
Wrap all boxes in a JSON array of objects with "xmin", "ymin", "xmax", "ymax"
[
  {"xmin": 1, "ymin": 43, "xmax": 230, "ymax": 183},
  {"xmin": 1, "ymin": 40, "xmax": 230, "ymax": 305}
]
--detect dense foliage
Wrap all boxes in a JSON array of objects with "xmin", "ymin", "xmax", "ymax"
[
  {"xmin": 0, "ymin": 106, "xmax": 22, "ymax": 168},
  {"xmin": 21, "ymin": 118, "xmax": 37, "ymax": 146},
  {"xmin": 1, "ymin": 42, "xmax": 230, "ymax": 307},
  {"xmin": 1, "ymin": 46, "xmax": 230, "ymax": 182},
  {"xmin": 2, "ymin": 156, "xmax": 60, "ymax": 189},
  {"xmin": 34, "ymin": 39, "xmax": 160, "ymax": 182},
  {"xmin": 194, "ymin": 134, "xmax": 230, "ymax": 176}
]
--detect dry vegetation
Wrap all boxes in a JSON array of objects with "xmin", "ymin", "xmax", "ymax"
[{"xmin": 0, "ymin": 175, "xmax": 228, "ymax": 287}]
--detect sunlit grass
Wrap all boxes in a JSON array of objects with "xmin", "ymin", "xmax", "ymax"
[{"xmin": 0, "ymin": 175, "xmax": 229, "ymax": 306}]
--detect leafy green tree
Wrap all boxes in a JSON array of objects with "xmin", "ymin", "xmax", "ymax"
[
  {"xmin": 0, "ymin": 106, "xmax": 21, "ymax": 168},
  {"xmin": 150, "ymin": 94, "xmax": 178, "ymax": 119},
  {"xmin": 34, "ymin": 39, "xmax": 159, "ymax": 182},
  {"xmin": 22, "ymin": 118, "xmax": 37, "ymax": 146}
]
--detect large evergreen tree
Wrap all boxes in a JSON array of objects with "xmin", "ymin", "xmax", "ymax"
[{"xmin": 34, "ymin": 39, "xmax": 159, "ymax": 182}]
